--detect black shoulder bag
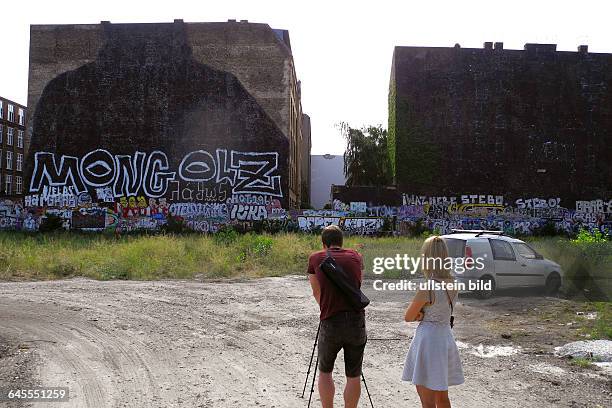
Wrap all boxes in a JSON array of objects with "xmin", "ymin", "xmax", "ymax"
[{"xmin": 319, "ymin": 250, "xmax": 370, "ymax": 310}]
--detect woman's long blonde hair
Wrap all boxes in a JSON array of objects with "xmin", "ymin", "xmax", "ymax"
[{"xmin": 421, "ymin": 236, "xmax": 453, "ymax": 280}]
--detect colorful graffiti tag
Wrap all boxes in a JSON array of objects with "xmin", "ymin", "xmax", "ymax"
[
  {"xmin": 14, "ymin": 148, "xmax": 287, "ymax": 233},
  {"xmin": 28, "ymin": 149, "xmax": 283, "ymax": 200},
  {"xmin": 396, "ymin": 195, "xmax": 611, "ymax": 236},
  {"xmin": 1, "ymin": 191, "xmax": 610, "ymax": 236}
]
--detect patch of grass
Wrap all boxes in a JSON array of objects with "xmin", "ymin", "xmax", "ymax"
[
  {"xmin": 589, "ymin": 302, "xmax": 612, "ymax": 340},
  {"xmin": 0, "ymin": 232, "xmax": 609, "ymax": 294},
  {"xmin": 0, "ymin": 231, "xmax": 317, "ymax": 280},
  {"xmin": 345, "ymin": 235, "xmax": 424, "ymax": 279},
  {"xmin": 569, "ymin": 357, "xmax": 595, "ymax": 369},
  {"xmin": 526, "ymin": 237, "xmax": 611, "ymax": 300},
  {"xmin": 509, "ymin": 330, "xmax": 530, "ymax": 338},
  {"xmin": 522, "ymin": 300, "xmax": 612, "ymax": 343}
]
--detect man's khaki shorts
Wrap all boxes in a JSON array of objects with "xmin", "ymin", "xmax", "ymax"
[{"xmin": 318, "ymin": 310, "xmax": 367, "ymax": 377}]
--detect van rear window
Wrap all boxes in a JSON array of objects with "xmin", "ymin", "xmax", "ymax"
[{"xmin": 443, "ymin": 238, "xmax": 466, "ymax": 258}]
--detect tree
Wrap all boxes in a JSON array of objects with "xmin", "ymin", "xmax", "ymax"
[{"xmin": 341, "ymin": 123, "xmax": 392, "ymax": 186}]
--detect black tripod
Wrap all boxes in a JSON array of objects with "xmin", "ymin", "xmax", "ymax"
[{"xmin": 301, "ymin": 322, "xmax": 374, "ymax": 408}]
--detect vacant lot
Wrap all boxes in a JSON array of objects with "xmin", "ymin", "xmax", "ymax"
[{"xmin": 0, "ymin": 277, "xmax": 610, "ymax": 408}]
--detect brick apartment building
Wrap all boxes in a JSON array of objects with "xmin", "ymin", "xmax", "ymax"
[{"xmin": 0, "ymin": 97, "xmax": 26, "ymax": 197}]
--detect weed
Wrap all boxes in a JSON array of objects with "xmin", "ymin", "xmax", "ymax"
[
  {"xmin": 572, "ymin": 229, "xmax": 608, "ymax": 244},
  {"xmin": 213, "ymin": 227, "xmax": 239, "ymax": 246},
  {"xmin": 0, "ymin": 232, "xmax": 609, "ymax": 299},
  {"xmin": 569, "ymin": 357, "xmax": 594, "ymax": 369},
  {"xmin": 589, "ymin": 302, "xmax": 612, "ymax": 340}
]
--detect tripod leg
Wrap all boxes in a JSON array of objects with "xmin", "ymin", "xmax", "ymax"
[
  {"xmin": 301, "ymin": 322, "xmax": 321, "ymax": 398},
  {"xmin": 362, "ymin": 372, "xmax": 374, "ymax": 408},
  {"xmin": 307, "ymin": 354, "xmax": 319, "ymax": 408}
]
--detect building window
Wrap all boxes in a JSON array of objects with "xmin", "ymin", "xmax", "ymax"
[
  {"xmin": 18, "ymin": 108, "xmax": 24, "ymax": 126},
  {"xmin": 17, "ymin": 130, "xmax": 24, "ymax": 148},
  {"xmin": 0, "ymin": 124, "xmax": 3, "ymax": 143},
  {"xmin": 8, "ymin": 104, "xmax": 14, "ymax": 122},
  {"xmin": 7, "ymin": 127, "xmax": 13, "ymax": 145},
  {"xmin": 15, "ymin": 176, "xmax": 22, "ymax": 194},
  {"xmin": 17, "ymin": 153, "xmax": 23, "ymax": 171},
  {"xmin": 5, "ymin": 174, "xmax": 12, "ymax": 194},
  {"xmin": 0, "ymin": 149, "xmax": 2, "ymax": 169},
  {"xmin": 6, "ymin": 151, "xmax": 12, "ymax": 170},
  {"xmin": 0, "ymin": 100, "xmax": 3, "ymax": 119}
]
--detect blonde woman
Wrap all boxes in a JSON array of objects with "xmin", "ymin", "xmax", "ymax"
[{"xmin": 402, "ymin": 236, "xmax": 464, "ymax": 408}]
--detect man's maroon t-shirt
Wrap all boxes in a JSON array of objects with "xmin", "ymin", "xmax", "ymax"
[{"xmin": 307, "ymin": 247, "xmax": 364, "ymax": 320}]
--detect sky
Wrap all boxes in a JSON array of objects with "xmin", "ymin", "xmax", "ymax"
[{"xmin": 1, "ymin": 0, "xmax": 609, "ymax": 154}]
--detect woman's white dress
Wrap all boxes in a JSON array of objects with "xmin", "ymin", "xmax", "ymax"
[{"xmin": 402, "ymin": 284, "xmax": 464, "ymax": 391}]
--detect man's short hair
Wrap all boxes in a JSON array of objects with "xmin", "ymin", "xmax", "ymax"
[{"xmin": 322, "ymin": 225, "xmax": 343, "ymax": 247}]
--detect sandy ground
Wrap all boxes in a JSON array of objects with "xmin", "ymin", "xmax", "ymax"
[{"xmin": 0, "ymin": 277, "xmax": 610, "ymax": 408}]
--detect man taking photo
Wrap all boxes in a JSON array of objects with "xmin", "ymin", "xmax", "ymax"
[{"xmin": 307, "ymin": 225, "xmax": 367, "ymax": 408}]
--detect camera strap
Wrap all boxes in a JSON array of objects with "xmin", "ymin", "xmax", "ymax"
[
  {"xmin": 321, "ymin": 248, "xmax": 370, "ymax": 310},
  {"xmin": 430, "ymin": 279, "xmax": 455, "ymax": 329}
]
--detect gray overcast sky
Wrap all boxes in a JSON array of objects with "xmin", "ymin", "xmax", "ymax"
[{"xmin": 1, "ymin": 0, "xmax": 609, "ymax": 154}]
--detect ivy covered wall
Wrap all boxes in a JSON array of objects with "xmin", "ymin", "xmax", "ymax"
[{"xmin": 388, "ymin": 54, "xmax": 442, "ymax": 192}]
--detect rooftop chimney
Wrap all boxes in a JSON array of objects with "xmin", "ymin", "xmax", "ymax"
[
  {"xmin": 240, "ymin": 19, "xmax": 248, "ymax": 23},
  {"xmin": 494, "ymin": 42, "xmax": 504, "ymax": 50},
  {"xmin": 174, "ymin": 19, "xmax": 184, "ymax": 23},
  {"xmin": 578, "ymin": 45, "xmax": 588, "ymax": 53},
  {"xmin": 228, "ymin": 19, "xmax": 236, "ymax": 22},
  {"xmin": 101, "ymin": 20, "xmax": 110, "ymax": 25},
  {"xmin": 484, "ymin": 42, "xmax": 493, "ymax": 50}
]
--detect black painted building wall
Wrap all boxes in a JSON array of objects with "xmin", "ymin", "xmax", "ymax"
[
  {"xmin": 389, "ymin": 43, "xmax": 612, "ymax": 203},
  {"xmin": 26, "ymin": 20, "xmax": 306, "ymax": 211}
]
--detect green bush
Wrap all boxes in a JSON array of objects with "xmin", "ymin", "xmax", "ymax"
[
  {"xmin": 253, "ymin": 236, "xmax": 274, "ymax": 257},
  {"xmin": 213, "ymin": 226, "xmax": 239, "ymax": 245},
  {"xmin": 572, "ymin": 228, "xmax": 608, "ymax": 244},
  {"xmin": 404, "ymin": 219, "xmax": 432, "ymax": 237},
  {"xmin": 528, "ymin": 236, "xmax": 612, "ymax": 301},
  {"xmin": 237, "ymin": 234, "xmax": 274, "ymax": 261},
  {"xmin": 590, "ymin": 302, "xmax": 612, "ymax": 340}
]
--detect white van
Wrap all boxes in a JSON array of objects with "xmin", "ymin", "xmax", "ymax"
[{"xmin": 441, "ymin": 230, "xmax": 563, "ymax": 298}]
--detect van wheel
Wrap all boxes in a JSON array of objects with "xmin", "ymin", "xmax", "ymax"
[
  {"xmin": 544, "ymin": 273, "xmax": 561, "ymax": 296},
  {"xmin": 475, "ymin": 276, "xmax": 495, "ymax": 299}
]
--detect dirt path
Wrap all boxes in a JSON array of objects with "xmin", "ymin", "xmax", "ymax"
[{"xmin": 0, "ymin": 277, "xmax": 609, "ymax": 407}]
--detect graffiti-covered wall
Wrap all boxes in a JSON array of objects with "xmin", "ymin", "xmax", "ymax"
[
  {"xmin": 323, "ymin": 194, "xmax": 611, "ymax": 236},
  {"xmin": 3, "ymin": 192, "xmax": 610, "ymax": 236},
  {"xmin": 287, "ymin": 195, "xmax": 611, "ymax": 236},
  {"xmin": 396, "ymin": 194, "xmax": 611, "ymax": 236},
  {"xmin": 22, "ymin": 21, "xmax": 304, "ymax": 231}
]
